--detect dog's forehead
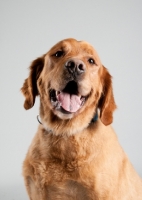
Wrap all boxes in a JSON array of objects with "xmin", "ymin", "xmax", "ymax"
[{"xmin": 49, "ymin": 38, "xmax": 97, "ymax": 55}]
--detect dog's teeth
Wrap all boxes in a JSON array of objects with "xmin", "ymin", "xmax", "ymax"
[{"xmin": 56, "ymin": 91, "xmax": 60, "ymax": 96}]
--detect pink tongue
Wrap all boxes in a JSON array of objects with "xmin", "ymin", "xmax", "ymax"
[{"xmin": 58, "ymin": 92, "xmax": 82, "ymax": 112}]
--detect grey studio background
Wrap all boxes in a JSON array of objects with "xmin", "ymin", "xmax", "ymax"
[{"xmin": 0, "ymin": 0, "xmax": 142, "ymax": 199}]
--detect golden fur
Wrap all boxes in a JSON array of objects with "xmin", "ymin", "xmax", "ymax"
[{"xmin": 21, "ymin": 38, "xmax": 142, "ymax": 199}]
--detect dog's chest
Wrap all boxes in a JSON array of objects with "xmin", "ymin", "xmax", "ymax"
[
  {"xmin": 38, "ymin": 137, "xmax": 83, "ymax": 182},
  {"xmin": 35, "ymin": 151, "xmax": 92, "ymax": 199},
  {"xmin": 45, "ymin": 179, "xmax": 91, "ymax": 200},
  {"xmin": 34, "ymin": 134, "xmax": 93, "ymax": 199},
  {"xmin": 29, "ymin": 149, "xmax": 93, "ymax": 199}
]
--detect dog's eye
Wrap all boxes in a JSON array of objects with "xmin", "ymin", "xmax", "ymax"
[
  {"xmin": 54, "ymin": 51, "xmax": 64, "ymax": 57},
  {"xmin": 88, "ymin": 58, "xmax": 95, "ymax": 64}
]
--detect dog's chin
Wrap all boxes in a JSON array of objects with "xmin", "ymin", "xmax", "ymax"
[{"xmin": 53, "ymin": 108, "xmax": 75, "ymax": 120}]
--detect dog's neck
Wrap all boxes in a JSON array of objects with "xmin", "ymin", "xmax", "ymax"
[{"xmin": 37, "ymin": 112, "xmax": 98, "ymax": 134}]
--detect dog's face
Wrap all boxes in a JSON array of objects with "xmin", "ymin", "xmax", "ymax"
[
  {"xmin": 40, "ymin": 39, "xmax": 102, "ymax": 119},
  {"xmin": 21, "ymin": 38, "xmax": 116, "ymax": 134}
]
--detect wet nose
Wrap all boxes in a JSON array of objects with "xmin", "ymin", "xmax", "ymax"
[{"xmin": 65, "ymin": 59, "xmax": 86, "ymax": 76}]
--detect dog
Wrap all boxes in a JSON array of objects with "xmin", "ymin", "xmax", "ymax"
[{"xmin": 21, "ymin": 38, "xmax": 142, "ymax": 200}]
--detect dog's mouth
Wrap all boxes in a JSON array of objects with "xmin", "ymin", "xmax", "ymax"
[{"xmin": 50, "ymin": 81, "xmax": 87, "ymax": 114}]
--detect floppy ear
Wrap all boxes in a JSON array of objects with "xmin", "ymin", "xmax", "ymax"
[
  {"xmin": 98, "ymin": 66, "xmax": 117, "ymax": 125},
  {"xmin": 21, "ymin": 57, "xmax": 44, "ymax": 110}
]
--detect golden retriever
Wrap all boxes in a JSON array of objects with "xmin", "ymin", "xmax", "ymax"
[{"xmin": 21, "ymin": 38, "xmax": 142, "ymax": 200}]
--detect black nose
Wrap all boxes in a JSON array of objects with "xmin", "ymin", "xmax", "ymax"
[{"xmin": 65, "ymin": 59, "xmax": 86, "ymax": 76}]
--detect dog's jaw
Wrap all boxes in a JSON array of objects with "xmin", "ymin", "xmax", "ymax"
[{"xmin": 39, "ymin": 99, "xmax": 98, "ymax": 136}]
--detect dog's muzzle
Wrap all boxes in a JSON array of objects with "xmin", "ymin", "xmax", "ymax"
[{"xmin": 49, "ymin": 59, "xmax": 88, "ymax": 114}]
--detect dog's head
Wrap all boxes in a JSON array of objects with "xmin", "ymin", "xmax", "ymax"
[{"xmin": 21, "ymin": 38, "xmax": 116, "ymax": 134}]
